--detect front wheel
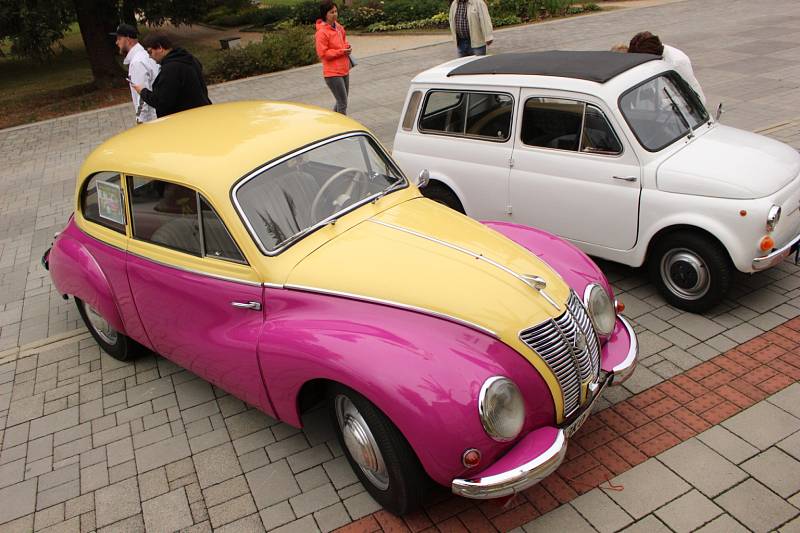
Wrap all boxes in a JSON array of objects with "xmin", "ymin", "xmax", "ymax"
[
  {"xmin": 329, "ymin": 384, "xmax": 427, "ymax": 515},
  {"xmin": 648, "ymin": 231, "xmax": 732, "ymax": 313},
  {"xmin": 75, "ymin": 298, "xmax": 138, "ymax": 361}
]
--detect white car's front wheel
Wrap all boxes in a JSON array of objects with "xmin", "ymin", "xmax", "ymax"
[{"xmin": 648, "ymin": 231, "xmax": 732, "ymax": 313}]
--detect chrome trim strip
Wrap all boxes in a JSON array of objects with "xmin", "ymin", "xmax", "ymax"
[
  {"xmin": 263, "ymin": 282, "xmax": 285, "ymax": 289},
  {"xmin": 283, "ymin": 283, "xmax": 498, "ymax": 338},
  {"xmin": 451, "ymin": 429, "xmax": 567, "ymax": 499},
  {"xmin": 610, "ymin": 316, "xmax": 638, "ymax": 385},
  {"xmin": 126, "ymin": 250, "xmax": 263, "ymax": 287},
  {"xmin": 231, "ymin": 131, "xmax": 409, "ymax": 257},
  {"xmin": 752, "ymin": 231, "xmax": 800, "ymax": 271},
  {"xmin": 370, "ymin": 219, "xmax": 561, "ymax": 310}
]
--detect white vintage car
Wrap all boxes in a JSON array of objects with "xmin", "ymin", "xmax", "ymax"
[{"xmin": 393, "ymin": 51, "xmax": 800, "ymax": 312}]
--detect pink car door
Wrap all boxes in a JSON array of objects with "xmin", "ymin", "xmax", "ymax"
[{"xmin": 125, "ymin": 176, "xmax": 273, "ymax": 415}]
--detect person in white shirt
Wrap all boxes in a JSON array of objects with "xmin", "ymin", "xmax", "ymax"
[
  {"xmin": 111, "ymin": 24, "xmax": 159, "ymax": 123},
  {"xmin": 628, "ymin": 31, "xmax": 706, "ymax": 106}
]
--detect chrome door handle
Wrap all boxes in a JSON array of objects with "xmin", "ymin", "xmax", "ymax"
[
  {"xmin": 613, "ymin": 175, "xmax": 638, "ymax": 182},
  {"xmin": 231, "ymin": 301, "xmax": 261, "ymax": 311}
]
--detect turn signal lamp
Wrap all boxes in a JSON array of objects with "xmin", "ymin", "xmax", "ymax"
[
  {"xmin": 615, "ymin": 300, "xmax": 625, "ymax": 314},
  {"xmin": 760, "ymin": 235, "xmax": 775, "ymax": 252},
  {"xmin": 462, "ymin": 448, "xmax": 482, "ymax": 468}
]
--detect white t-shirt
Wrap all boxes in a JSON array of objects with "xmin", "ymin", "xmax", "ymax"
[
  {"xmin": 662, "ymin": 45, "xmax": 706, "ymax": 106},
  {"xmin": 124, "ymin": 43, "xmax": 160, "ymax": 123}
]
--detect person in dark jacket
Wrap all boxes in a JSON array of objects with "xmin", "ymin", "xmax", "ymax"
[{"xmin": 131, "ymin": 33, "xmax": 211, "ymax": 118}]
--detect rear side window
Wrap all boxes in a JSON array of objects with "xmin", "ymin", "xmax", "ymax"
[
  {"xmin": 419, "ymin": 90, "xmax": 513, "ymax": 141},
  {"xmin": 129, "ymin": 177, "xmax": 245, "ymax": 263},
  {"xmin": 521, "ymin": 98, "xmax": 622, "ymax": 155},
  {"xmin": 402, "ymin": 90, "xmax": 422, "ymax": 131},
  {"xmin": 81, "ymin": 172, "xmax": 126, "ymax": 233}
]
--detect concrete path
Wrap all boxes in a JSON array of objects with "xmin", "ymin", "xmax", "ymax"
[{"xmin": 1, "ymin": 0, "xmax": 800, "ymax": 531}]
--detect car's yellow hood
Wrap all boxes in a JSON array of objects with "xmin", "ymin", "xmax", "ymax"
[{"xmin": 286, "ymin": 197, "xmax": 572, "ymax": 403}]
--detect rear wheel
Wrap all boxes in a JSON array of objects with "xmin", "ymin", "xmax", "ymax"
[
  {"xmin": 76, "ymin": 298, "xmax": 138, "ymax": 361},
  {"xmin": 648, "ymin": 231, "xmax": 732, "ymax": 313},
  {"xmin": 422, "ymin": 183, "xmax": 465, "ymax": 214},
  {"xmin": 329, "ymin": 384, "xmax": 427, "ymax": 515}
]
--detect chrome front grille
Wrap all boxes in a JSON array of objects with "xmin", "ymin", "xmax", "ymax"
[{"xmin": 519, "ymin": 291, "xmax": 601, "ymax": 417}]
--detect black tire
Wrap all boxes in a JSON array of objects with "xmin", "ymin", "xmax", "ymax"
[
  {"xmin": 75, "ymin": 298, "xmax": 137, "ymax": 361},
  {"xmin": 422, "ymin": 183, "xmax": 465, "ymax": 214},
  {"xmin": 647, "ymin": 231, "xmax": 732, "ymax": 313},
  {"xmin": 328, "ymin": 384, "xmax": 428, "ymax": 515}
]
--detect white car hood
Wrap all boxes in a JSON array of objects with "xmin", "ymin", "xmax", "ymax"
[{"xmin": 657, "ymin": 124, "xmax": 800, "ymax": 199}]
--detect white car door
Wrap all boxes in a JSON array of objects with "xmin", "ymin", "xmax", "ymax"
[
  {"xmin": 395, "ymin": 87, "xmax": 519, "ymax": 221},
  {"xmin": 509, "ymin": 91, "xmax": 641, "ymax": 251}
]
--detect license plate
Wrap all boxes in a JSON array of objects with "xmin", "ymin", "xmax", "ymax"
[{"xmin": 563, "ymin": 381, "xmax": 606, "ymax": 439}]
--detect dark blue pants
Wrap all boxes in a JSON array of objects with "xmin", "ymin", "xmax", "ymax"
[{"xmin": 456, "ymin": 37, "xmax": 487, "ymax": 57}]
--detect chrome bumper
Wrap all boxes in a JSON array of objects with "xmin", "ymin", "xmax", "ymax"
[
  {"xmin": 752, "ymin": 232, "xmax": 800, "ymax": 271},
  {"xmin": 451, "ymin": 316, "xmax": 638, "ymax": 499},
  {"xmin": 452, "ymin": 430, "xmax": 567, "ymax": 499},
  {"xmin": 609, "ymin": 316, "xmax": 638, "ymax": 385}
]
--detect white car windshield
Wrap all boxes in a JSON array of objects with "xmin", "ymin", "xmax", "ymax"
[
  {"xmin": 235, "ymin": 134, "xmax": 406, "ymax": 254},
  {"xmin": 620, "ymin": 71, "xmax": 709, "ymax": 151}
]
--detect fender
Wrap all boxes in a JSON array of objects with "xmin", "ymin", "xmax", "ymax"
[
  {"xmin": 49, "ymin": 232, "xmax": 126, "ymax": 334},
  {"xmin": 426, "ymin": 170, "xmax": 471, "ymax": 213},
  {"xmin": 483, "ymin": 221, "xmax": 614, "ymax": 298},
  {"xmin": 258, "ymin": 288, "xmax": 555, "ymax": 486}
]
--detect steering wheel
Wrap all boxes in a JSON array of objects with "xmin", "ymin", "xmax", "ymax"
[{"xmin": 311, "ymin": 167, "xmax": 368, "ymax": 222}]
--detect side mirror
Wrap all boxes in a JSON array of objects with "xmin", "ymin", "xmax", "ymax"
[
  {"xmin": 414, "ymin": 169, "xmax": 430, "ymax": 189},
  {"xmin": 715, "ymin": 102, "xmax": 724, "ymax": 121}
]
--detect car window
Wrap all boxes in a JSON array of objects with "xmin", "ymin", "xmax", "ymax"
[
  {"xmin": 129, "ymin": 177, "xmax": 201, "ymax": 255},
  {"xmin": 419, "ymin": 90, "xmax": 512, "ymax": 141},
  {"xmin": 235, "ymin": 134, "xmax": 405, "ymax": 254},
  {"xmin": 521, "ymin": 98, "xmax": 584, "ymax": 151},
  {"xmin": 619, "ymin": 71, "xmax": 709, "ymax": 151},
  {"xmin": 200, "ymin": 196, "xmax": 245, "ymax": 263},
  {"xmin": 81, "ymin": 172, "xmax": 126, "ymax": 233},
  {"xmin": 402, "ymin": 90, "xmax": 422, "ymax": 131},
  {"xmin": 581, "ymin": 105, "xmax": 623, "ymax": 155}
]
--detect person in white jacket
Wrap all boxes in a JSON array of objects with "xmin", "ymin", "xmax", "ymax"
[
  {"xmin": 628, "ymin": 31, "xmax": 706, "ymax": 106},
  {"xmin": 111, "ymin": 24, "xmax": 160, "ymax": 123},
  {"xmin": 449, "ymin": 0, "xmax": 494, "ymax": 57}
]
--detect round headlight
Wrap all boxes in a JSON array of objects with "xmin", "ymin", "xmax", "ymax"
[
  {"xmin": 479, "ymin": 377, "xmax": 525, "ymax": 442},
  {"xmin": 584, "ymin": 284, "xmax": 616, "ymax": 337}
]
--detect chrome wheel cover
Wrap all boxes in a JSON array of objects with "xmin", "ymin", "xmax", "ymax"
[
  {"xmin": 334, "ymin": 394, "xmax": 390, "ymax": 490},
  {"xmin": 660, "ymin": 248, "xmax": 710, "ymax": 301},
  {"xmin": 85, "ymin": 304, "xmax": 118, "ymax": 345}
]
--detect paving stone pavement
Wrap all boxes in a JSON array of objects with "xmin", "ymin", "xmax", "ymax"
[{"xmin": 1, "ymin": 0, "xmax": 800, "ymax": 531}]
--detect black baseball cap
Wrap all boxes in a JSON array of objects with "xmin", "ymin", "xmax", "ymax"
[{"xmin": 110, "ymin": 23, "xmax": 138, "ymax": 38}]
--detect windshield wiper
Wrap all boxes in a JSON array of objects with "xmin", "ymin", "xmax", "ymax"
[
  {"xmin": 372, "ymin": 177, "xmax": 404, "ymax": 203},
  {"xmin": 663, "ymin": 87, "xmax": 694, "ymax": 140}
]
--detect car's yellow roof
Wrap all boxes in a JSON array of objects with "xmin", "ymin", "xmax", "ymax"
[{"xmin": 78, "ymin": 101, "xmax": 367, "ymax": 198}]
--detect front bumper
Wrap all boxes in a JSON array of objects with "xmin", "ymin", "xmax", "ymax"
[
  {"xmin": 752, "ymin": 232, "xmax": 800, "ymax": 271},
  {"xmin": 451, "ymin": 315, "xmax": 638, "ymax": 499}
]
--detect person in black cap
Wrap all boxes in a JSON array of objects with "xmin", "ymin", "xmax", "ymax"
[
  {"xmin": 131, "ymin": 32, "xmax": 211, "ymax": 118},
  {"xmin": 111, "ymin": 23, "xmax": 160, "ymax": 123}
]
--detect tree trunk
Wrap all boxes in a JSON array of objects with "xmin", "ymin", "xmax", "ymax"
[{"xmin": 72, "ymin": 0, "xmax": 124, "ymax": 89}]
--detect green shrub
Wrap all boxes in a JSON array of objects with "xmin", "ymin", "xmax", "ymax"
[
  {"xmin": 207, "ymin": 26, "xmax": 317, "ymax": 82},
  {"xmin": 366, "ymin": 12, "xmax": 449, "ymax": 32},
  {"xmin": 339, "ymin": 6, "xmax": 385, "ymax": 28},
  {"xmin": 381, "ymin": 0, "xmax": 448, "ymax": 24},
  {"xmin": 583, "ymin": 2, "xmax": 600, "ymax": 11},
  {"xmin": 542, "ymin": 0, "xmax": 573, "ymax": 16},
  {"xmin": 291, "ymin": 0, "xmax": 321, "ymax": 25}
]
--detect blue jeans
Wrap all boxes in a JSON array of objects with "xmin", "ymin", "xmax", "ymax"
[{"xmin": 456, "ymin": 37, "xmax": 487, "ymax": 57}]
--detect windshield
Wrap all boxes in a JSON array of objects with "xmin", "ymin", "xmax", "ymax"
[
  {"xmin": 619, "ymin": 71, "xmax": 709, "ymax": 151},
  {"xmin": 235, "ymin": 134, "xmax": 406, "ymax": 254}
]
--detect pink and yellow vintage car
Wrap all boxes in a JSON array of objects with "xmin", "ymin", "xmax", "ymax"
[{"xmin": 43, "ymin": 102, "xmax": 638, "ymax": 514}]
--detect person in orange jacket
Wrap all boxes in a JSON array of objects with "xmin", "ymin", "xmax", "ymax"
[{"xmin": 315, "ymin": 1, "xmax": 352, "ymax": 115}]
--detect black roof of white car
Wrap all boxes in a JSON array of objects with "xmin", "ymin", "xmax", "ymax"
[{"xmin": 447, "ymin": 51, "xmax": 660, "ymax": 83}]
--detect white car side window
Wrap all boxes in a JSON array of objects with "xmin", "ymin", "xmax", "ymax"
[{"xmin": 419, "ymin": 90, "xmax": 513, "ymax": 141}]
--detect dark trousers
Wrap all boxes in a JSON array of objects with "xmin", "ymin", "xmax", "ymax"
[
  {"xmin": 325, "ymin": 75, "xmax": 350, "ymax": 115},
  {"xmin": 456, "ymin": 37, "xmax": 487, "ymax": 57}
]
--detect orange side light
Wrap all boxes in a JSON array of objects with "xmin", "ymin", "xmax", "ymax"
[
  {"xmin": 615, "ymin": 300, "xmax": 625, "ymax": 314},
  {"xmin": 760, "ymin": 235, "xmax": 775, "ymax": 251}
]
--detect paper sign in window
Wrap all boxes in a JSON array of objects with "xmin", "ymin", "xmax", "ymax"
[{"xmin": 96, "ymin": 180, "xmax": 125, "ymax": 225}]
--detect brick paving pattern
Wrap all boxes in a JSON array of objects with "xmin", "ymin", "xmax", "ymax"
[{"xmin": 1, "ymin": 0, "xmax": 800, "ymax": 531}]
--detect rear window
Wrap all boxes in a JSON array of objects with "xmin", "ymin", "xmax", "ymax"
[{"xmin": 81, "ymin": 172, "xmax": 126, "ymax": 233}]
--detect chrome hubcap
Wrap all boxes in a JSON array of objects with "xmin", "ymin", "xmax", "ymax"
[
  {"xmin": 85, "ymin": 305, "xmax": 118, "ymax": 345},
  {"xmin": 660, "ymin": 249, "xmax": 710, "ymax": 300},
  {"xmin": 334, "ymin": 395, "xmax": 389, "ymax": 490}
]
